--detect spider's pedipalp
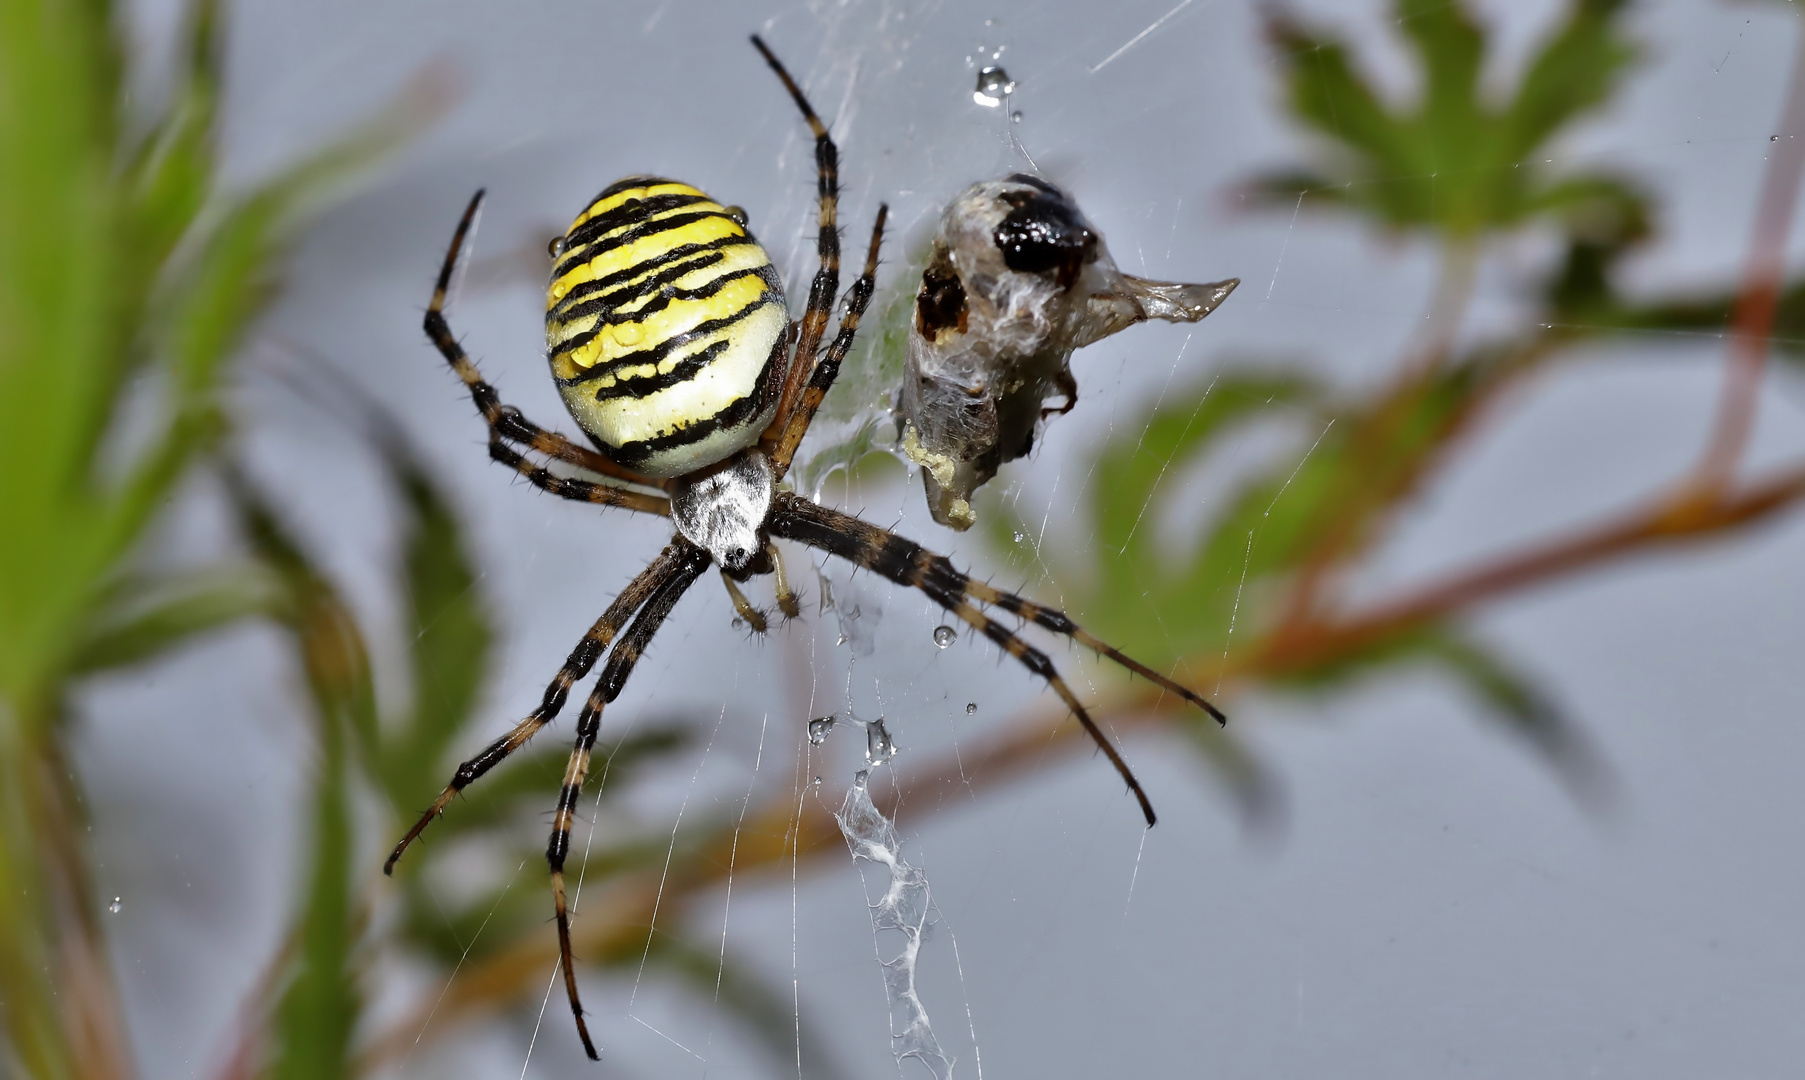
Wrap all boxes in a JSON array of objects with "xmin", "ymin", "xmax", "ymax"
[
  {"xmin": 719, "ymin": 569, "xmax": 769, "ymax": 633},
  {"xmin": 770, "ymin": 493, "xmax": 1177, "ymax": 827},
  {"xmin": 546, "ymin": 543, "xmax": 710, "ymax": 1060},
  {"xmin": 766, "ymin": 540, "xmax": 802, "ymax": 619},
  {"xmin": 383, "ymin": 542, "xmax": 693, "ymax": 876}
]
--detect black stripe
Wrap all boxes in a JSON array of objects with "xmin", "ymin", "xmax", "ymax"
[
  {"xmin": 556, "ymin": 265, "xmax": 776, "ymax": 332},
  {"xmin": 567, "ymin": 209, "xmax": 726, "ymax": 265},
  {"xmin": 549, "ymin": 236, "xmax": 758, "ymax": 320},
  {"xmin": 560, "ymin": 192, "xmax": 713, "ymax": 260},
  {"xmin": 591, "ymin": 175, "xmax": 676, "ymax": 202},
  {"xmin": 604, "ymin": 334, "xmax": 786, "ymax": 466},
  {"xmin": 555, "ymin": 298, "xmax": 776, "ymax": 385},
  {"xmin": 588, "ymin": 340, "xmax": 731, "ymax": 402},
  {"xmin": 553, "ymin": 250, "xmax": 728, "ymax": 319}
]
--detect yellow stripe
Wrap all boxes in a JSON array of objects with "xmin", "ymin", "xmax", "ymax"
[
  {"xmin": 557, "ymin": 273, "xmax": 772, "ymax": 372},
  {"xmin": 549, "ymin": 217, "xmax": 745, "ymax": 308}
]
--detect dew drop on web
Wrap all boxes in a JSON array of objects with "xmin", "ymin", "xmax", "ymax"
[
  {"xmin": 933, "ymin": 625, "xmax": 957, "ymax": 648},
  {"xmin": 865, "ymin": 717, "xmax": 897, "ymax": 766},
  {"xmin": 808, "ymin": 715, "xmax": 835, "ymax": 745},
  {"xmin": 973, "ymin": 65, "xmax": 1015, "ymax": 107}
]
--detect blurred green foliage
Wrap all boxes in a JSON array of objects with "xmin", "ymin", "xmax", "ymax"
[
  {"xmin": 981, "ymin": 0, "xmax": 1799, "ymax": 803},
  {"xmin": 0, "ymin": 0, "xmax": 428, "ymax": 1073},
  {"xmin": 3, "ymin": 0, "xmax": 1801, "ymax": 1076}
]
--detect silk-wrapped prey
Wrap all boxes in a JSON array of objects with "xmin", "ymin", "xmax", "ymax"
[{"xmin": 901, "ymin": 174, "xmax": 1237, "ymax": 530}]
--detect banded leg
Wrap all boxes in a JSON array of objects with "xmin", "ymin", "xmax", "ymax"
[
  {"xmin": 773, "ymin": 494, "xmax": 1224, "ymax": 723},
  {"xmin": 488, "ymin": 432, "xmax": 671, "ymax": 516},
  {"xmin": 768, "ymin": 206, "xmax": 888, "ymax": 478},
  {"xmin": 547, "ymin": 543, "xmax": 711, "ymax": 1060},
  {"xmin": 383, "ymin": 542, "xmax": 693, "ymax": 875},
  {"xmin": 749, "ymin": 35, "xmax": 842, "ymax": 438},
  {"xmin": 426, "ymin": 189, "xmax": 665, "ymax": 493}
]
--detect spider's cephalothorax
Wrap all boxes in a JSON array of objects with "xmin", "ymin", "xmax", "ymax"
[{"xmin": 388, "ymin": 35, "xmax": 1229, "ymax": 1062}]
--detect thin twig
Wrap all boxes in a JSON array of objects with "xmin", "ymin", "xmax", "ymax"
[{"xmin": 1694, "ymin": 14, "xmax": 1805, "ymax": 487}]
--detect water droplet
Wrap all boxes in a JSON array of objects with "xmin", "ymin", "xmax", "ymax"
[
  {"xmin": 1011, "ymin": 110, "xmax": 1023, "ymax": 123},
  {"xmin": 551, "ymin": 282, "xmax": 568, "ymax": 300},
  {"xmin": 933, "ymin": 625, "xmax": 957, "ymax": 648},
  {"xmin": 854, "ymin": 768, "xmax": 871, "ymax": 789},
  {"xmin": 613, "ymin": 321, "xmax": 643, "ymax": 345},
  {"xmin": 973, "ymin": 65, "xmax": 1016, "ymax": 107},
  {"xmin": 108, "ymin": 897, "xmax": 122, "ymax": 914},
  {"xmin": 731, "ymin": 617, "xmax": 745, "ymax": 630},
  {"xmin": 547, "ymin": 235, "xmax": 565, "ymax": 257},
  {"xmin": 965, "ymin": 702, "xmax": 978, "ymax": 715},
  {"xmin": 811, "ymin": 776, "xmax": 823, "ymax": 790},
  {"xmin": 808, "ymin": 715, "xmax": 836, "ymax": 745},
  {"xmin": 865, "ymin": 717, "xmax": 897, "ymax": 765},
  {"xmin": 1773, "ymin": 135, "xmax": 1781, "ymax": 142},
  {"xmin": 724, "ymin": 204, "xmax": 749, "ymax": 226},
  {"xmin": 1012, "ymin": 530, "xmax": 1026, "ymax": 544}
]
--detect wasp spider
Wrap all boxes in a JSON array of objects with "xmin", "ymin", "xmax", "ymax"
[{"xmin": 384, "ymin": 36, "xmax": 1227, "ymax": 1060}]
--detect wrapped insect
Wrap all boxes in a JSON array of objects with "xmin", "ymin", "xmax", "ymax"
[{"xmin": 901, "ymin": 174, "xmax": 1238, "ymax": 530}]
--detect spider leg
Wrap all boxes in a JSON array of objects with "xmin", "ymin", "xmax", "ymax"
[
  {"xmin": 546, "ymin": 542, "xmax": 711, "ymax": 1060},
  {"xmin": 774, "ymin": 494, "xmax": 1225, "ymax": 724},
  {"xmin": 488, "ymin": 432, "xmax": 671, "ymax": 516},
  {"xmin": 383, "ymin": 542, "xmax": 693, "ymax": 875},
  {"xmin": 426, "ymin": 189, "xmax": 666, "ymax": 494},
  {"xmin": 768, "ymin": 205, "xmax": 888, "ymax": 479},
  {"xmin": 769, "ymin": 494, "xmax": 1162, "ymax": 826},
  {"xmin": 749, "ymin": 36, "xmax": 841, "ymax": 439}
]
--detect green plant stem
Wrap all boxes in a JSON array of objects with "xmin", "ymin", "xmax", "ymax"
[{"xmin": 0, "ymin": 702, "xmax": 133, "ymax": 1080}]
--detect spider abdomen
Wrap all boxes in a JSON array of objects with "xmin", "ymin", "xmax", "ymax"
[{"xmin": 546, "ymin": 177, "xmax": 789, "ymax": 478}]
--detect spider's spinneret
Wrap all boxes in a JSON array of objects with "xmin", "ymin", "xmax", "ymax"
[{"xmin": 546, "ymin": 177, "xmax": 789, "ymax": 479}]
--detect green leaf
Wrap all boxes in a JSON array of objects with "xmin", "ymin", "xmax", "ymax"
[
  {"xmin": 1267, "ymin": 621, "xmax": 1609, "ymax": 804},
  {"xmin": 1500, "ymin": 0, "xmax": 1637, "ymax": 164},
  {"xmin": 71, "ymin": 566, "xmax": 282, "ymax": 674},
  {"xmin": 1255, "ymin": 0, "xmax": 1641, "ymax": 239},
  {"xmin": 226, "ymin": 467, "xmax": 374, "ymax": 1079},
  {"xmin": 1422, "ymin": 631, "xmax": 1610, "ymax": 804},
  {"xmin": 376, "ymin": 444, "xmax": 495, "ymax": 813}
]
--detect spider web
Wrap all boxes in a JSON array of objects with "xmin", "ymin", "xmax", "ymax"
[{"xmin": 79, "ymin": 1, "xmax": 1805, "ymax": 1078}]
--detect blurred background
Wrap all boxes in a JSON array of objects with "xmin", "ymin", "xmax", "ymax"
[{"xmin": 5, "ymin": 0, "xmax": 1805, "ymax": 1076}]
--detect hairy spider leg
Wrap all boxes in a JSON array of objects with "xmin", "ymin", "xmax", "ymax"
[
  {"xmin": 383, "ymin": 542, "xmax": 694, "ymax": 875},
  {"xmin": 769, "ymin": 205, "xmax": 888, "ymax": 478},
  {"xmin": 750, "ymin": 34, "xmax": 842, "ymax": 442},
  {"xmin": 427, "ymin": 188, "xmax": 670, "ymax": 495},
  {"xmin": 774, "ymin": 494, "xmax": 1235, "ymax": 827},
  {"xmin": 547, "ymin": 543, "xmax": 712, "ymax": 1060},
  {"xmin": 486, "ymin": 432, "xmax": 670, "ymax": 515}
]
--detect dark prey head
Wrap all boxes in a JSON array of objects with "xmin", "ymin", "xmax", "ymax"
[{"xmin": 992, "ymin": 174, "xmax": 1097, "ymax": 290}]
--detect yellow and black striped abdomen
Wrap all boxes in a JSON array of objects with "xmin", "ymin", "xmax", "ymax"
[{"xmin": 547, "ymin": 177, "xmax": 789, "ymax": 478}]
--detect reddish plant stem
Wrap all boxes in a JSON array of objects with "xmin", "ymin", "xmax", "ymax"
[{"xmin": 1695, "ymin": 14, "xmax": 1805, "ymax": 488}]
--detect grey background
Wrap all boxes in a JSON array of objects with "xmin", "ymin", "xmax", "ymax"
[{"xmin": 78, "ymin": 1, "xmax": 1805, "ymax": 1077}]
